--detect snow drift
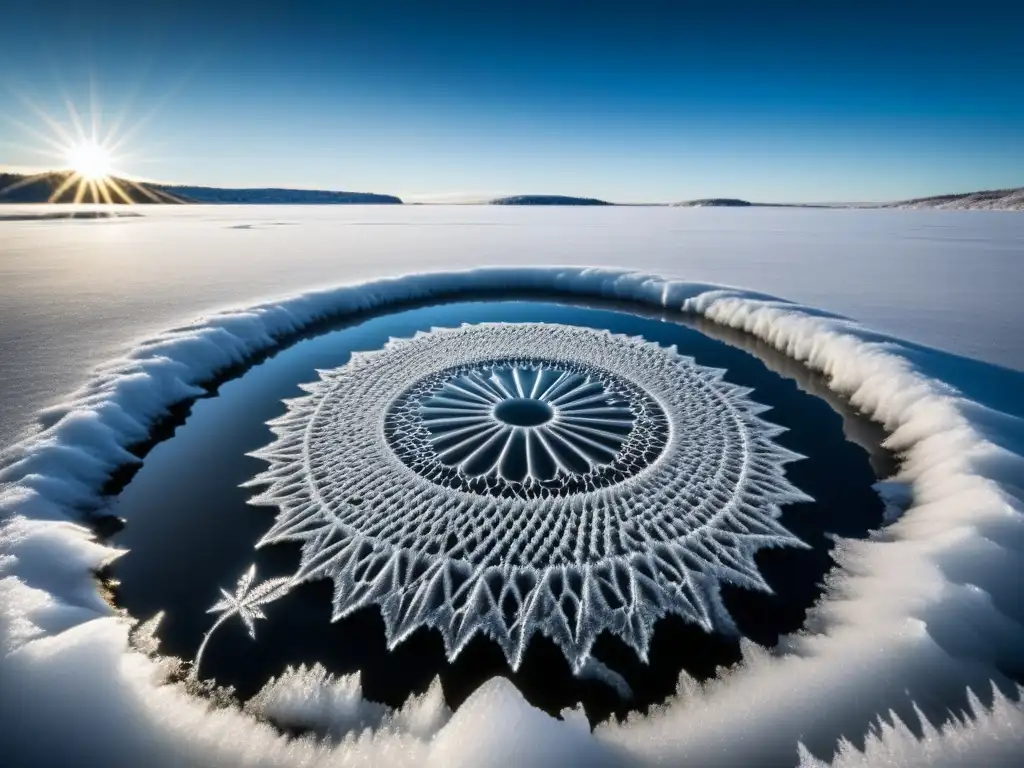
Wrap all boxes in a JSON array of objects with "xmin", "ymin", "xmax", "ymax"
[{"xmin": 1, "ymin": 267, "xmax": 1022, "ymax": 767}]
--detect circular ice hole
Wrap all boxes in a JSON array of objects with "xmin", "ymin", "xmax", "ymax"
[{"xmin": 493, "ymin": 398, "xmax": 554, "ymax": 427}]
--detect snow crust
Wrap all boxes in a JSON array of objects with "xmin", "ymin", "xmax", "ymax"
[{"xmin": 1, "ymin": 266, "xmax": 1022, "ymax": 766}]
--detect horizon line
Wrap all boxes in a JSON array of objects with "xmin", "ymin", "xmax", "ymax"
[{"xmin": 1, "ymin": 167, "xmax": 1021, "ymax": 207}]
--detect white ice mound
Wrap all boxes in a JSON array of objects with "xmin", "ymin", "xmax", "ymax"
[
  {"xmin": 245, "ymin": 323, "xmax": 809, "ymax": 671},
  {"xmin": 429, "ymin": 677, "xmax": 623, "ymax": 768}
]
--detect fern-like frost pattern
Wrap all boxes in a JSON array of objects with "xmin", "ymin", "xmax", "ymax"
[{"xmin": 246, "ymin": 323, "xmax": 811, "ymax": 671}]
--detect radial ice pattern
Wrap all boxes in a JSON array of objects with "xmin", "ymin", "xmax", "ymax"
[
  {"xmin": 386, "ymin": 361, "xmax": 668, "ymax": 496},
  {"xmin": 246, "ymin": 323, "xmax": 811, "ymax": 671}
]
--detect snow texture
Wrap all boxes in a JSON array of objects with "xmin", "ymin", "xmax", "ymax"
[
  {"xmin": 1, "ymin": 266, "xmax": 1023, "ymax": 767},
  {"xmin": 796, "ymin": 685, "xmax": 1024, "ymax": 767},
  {"xmin": 247, "ymin": 664, "xmax": 452, "ymax": 742},
  {"xmin": 245, "ymin": 323, "xmax": 807, "ymax": 673}
]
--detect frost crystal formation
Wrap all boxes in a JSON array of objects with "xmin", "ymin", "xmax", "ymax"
[
  {"xmin": 386, "ymin": 361, "xmax": 668, "ymax": 497},
  {"xmin": 195, "ymin": 565, "xmax": 291, "ymax": 678},
  {"xmin": 247, "ymin": 323, "xmax": 810, "ymax": 671}
]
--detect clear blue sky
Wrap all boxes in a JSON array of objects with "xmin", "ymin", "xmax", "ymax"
[{"xmin": 1, "ymin": 1, "xmax": 1021, "ymax": 203}]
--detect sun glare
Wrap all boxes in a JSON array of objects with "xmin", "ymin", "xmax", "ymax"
[
  {"xmin": 1, "ymin": 90, "xmax": 182, "ymax": 204},
  {"xmin": 66, "ymin": 140, "xmax": 112, "ymax": 181}
]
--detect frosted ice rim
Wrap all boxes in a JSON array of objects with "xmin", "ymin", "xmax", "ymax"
[
  {"xmin": 245, "ymin": 322, "xmax": 812, "ymax": 671},
  {"xmin": 3, "ymin": 267, "xmax": 1020, "ymax": 766},
  {"xmin": 387, "ymin": 358, "xmax": 668, "ymax": 496}
]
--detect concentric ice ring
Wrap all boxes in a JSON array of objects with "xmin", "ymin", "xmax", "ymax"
[{"xmin": 246, "ymin": 322, "xmax": 811, "ymax": 671}]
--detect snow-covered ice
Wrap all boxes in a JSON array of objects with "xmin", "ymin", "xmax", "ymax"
[
  {"xmin": 1, "ymin": 207, "xmax": 1023, "ymax": 766},
  {"xmin": 1, "ymin": 205, "xmax": 1022, "ymax": 450}
]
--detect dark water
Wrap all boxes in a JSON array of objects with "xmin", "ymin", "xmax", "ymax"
[{"xmin": 110, "ymin": 299, "xmax": 887, "ymax": 723}]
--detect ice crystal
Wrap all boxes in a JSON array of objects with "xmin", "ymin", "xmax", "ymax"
[
  {"xmin": 386, "ymin": 360, "xmax": 668, "ymax": 496},
  {"xmin": 194, "ymin": 564, "xmax": 291, "ymax": 678},
  {"xmin": 246, "ymin": 323, "xmax": 811, "ymax": 671}
]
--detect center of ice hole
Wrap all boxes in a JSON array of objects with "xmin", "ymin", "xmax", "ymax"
[{"xmin": 493, "ymin": 398, "xmax": 554, "ymax": 427}]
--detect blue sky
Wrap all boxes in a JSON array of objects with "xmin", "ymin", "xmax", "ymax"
[{"xmin": 1, "ymin": 1, "xmax": 1021, "ymax": 202}]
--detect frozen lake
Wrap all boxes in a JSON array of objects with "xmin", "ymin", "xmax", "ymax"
[
  {"xmin": 1, "ymin": 204, "xmax": 1022, "ymax": 449},
  {"xmin": 2, "ymin": 212, "xmax": 1023, "ymax": 767},
  {"xmin": 109, "ymin": 297, "xmax": 886, "ymax": 722}
]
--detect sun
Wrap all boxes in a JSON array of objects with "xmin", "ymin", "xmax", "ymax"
[
  {"xmin": 1, "ymin": 89, "xmax": 184, "ymax": 204},
  {"xmin": 66, "ymin": 140, "xmax": 113, "ymax": 181}
]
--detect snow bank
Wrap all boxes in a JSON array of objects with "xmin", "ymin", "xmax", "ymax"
[
  {"xmin": 1, "ymin": 267, "xmax": 1022, "ymax": 766},
  {"xmin": 247, "ymin": 664, "xmax": 451, "ymax": 741}
]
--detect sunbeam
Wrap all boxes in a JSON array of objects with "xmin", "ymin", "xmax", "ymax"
[{"xmin": 0, "ymin": 86, "xmax": 182, "ymax": 204}]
